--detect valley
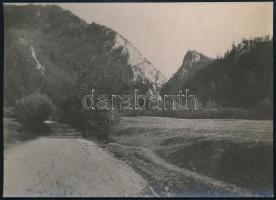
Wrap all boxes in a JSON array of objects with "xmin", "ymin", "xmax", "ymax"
[{"xmin": 3, "ymin": 4, "xmax": 273, "ymax": 198}]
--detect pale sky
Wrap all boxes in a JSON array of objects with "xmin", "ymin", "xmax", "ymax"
[{"xmin": 8, "ymin": 2, "xmax": 274, "ymax": 78}]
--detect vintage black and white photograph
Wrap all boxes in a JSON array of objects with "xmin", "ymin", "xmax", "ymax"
[{"xmin": 3, "ymin": 2, "xmax": 273, "ymax": 197}]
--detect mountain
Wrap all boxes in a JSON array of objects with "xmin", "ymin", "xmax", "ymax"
[
  {"xmin": 113, "ymin": 34, "xmax": 167, "ymax": 94},
  {"xmin": 163, "ymin": 37, "xmax": 273, "ymax": 118},
  {"xmin": 4, "ymin": 4, "xmax": 167, "ymax": 108},
  {"xmin": 161, "ymin": 50, "xmax": 213, "ymax": 94}
]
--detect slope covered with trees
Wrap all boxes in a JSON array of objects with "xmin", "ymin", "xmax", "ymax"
[
  {"xmin": 162, "ymin": 37, "xmax": 273, "ymax": 119},
  {"xmin": 162, "ymin": 50, "xmax": 213, "ymax": 95},
  {"xmin": 4, "ymin": 5, "xmax": 166, "ymax": 130}
]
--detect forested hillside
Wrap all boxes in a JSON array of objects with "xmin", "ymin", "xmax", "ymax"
[
  {"xmin": 162, "ymin": 37, "xmax": 273, "ymax": 119},
  {"xmin": 4, "ymin": 5, "xmax": 166, "ymax": 126}
]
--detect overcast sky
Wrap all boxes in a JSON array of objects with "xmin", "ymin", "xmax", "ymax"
[{"xmin": 8, "ymin": 2, "xmax": 273, "ymax": 77}]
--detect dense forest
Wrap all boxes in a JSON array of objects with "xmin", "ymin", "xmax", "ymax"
[{"xmin": 162, "ymin": 36, "xmax": 273, "ymax": 119}]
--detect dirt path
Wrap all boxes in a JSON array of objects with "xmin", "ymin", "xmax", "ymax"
[{"xmin": 4, "ymin": 137, "xmax": 151, "ymax": 197}]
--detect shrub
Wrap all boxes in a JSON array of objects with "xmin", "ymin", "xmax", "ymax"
[
  {"xmin": 82, "ymin": 109, "xmax": 120, "ymax": 139},
  {"xmin": 4, "ymin": 106, "xmax": 16, "ymax": 118},
  {"xmin": 56, "ymin": 96, "xmax": 83, "ymax": 126},
  {"xmin": 254, "ymin": 98, "xmax": 273, "ymax": 119},
  {"xmin": 4, "ymin": 118, "xmax": 24, "ymax": 147},
  {"xmin": 15, "ymin": 93, "xmax": 54, "ymax": 126}
]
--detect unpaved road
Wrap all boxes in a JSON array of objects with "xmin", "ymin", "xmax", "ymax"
[{"xmin": 4, "ymin": 137, "xmax": 150, "ymax": 197}]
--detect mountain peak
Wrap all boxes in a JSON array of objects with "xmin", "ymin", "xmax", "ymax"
[
  {"xmin": 186, "ymin": 49, "xmax": 201, "ymax": 55},
  {"xmin": 162, "ymin": 50, "xmax": 213, "ymax": 94},
  {"xmin": 112, "ymin": 33, "xmax": 167, "ymax": 92},
  {"xmin": 183, "ymin": 50, "xmax": 207, "ymax": 66}
]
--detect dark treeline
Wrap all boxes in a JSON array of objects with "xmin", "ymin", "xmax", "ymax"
[{"xmin": 161, "ymin": 36, "xmax": 273, "ymax": 119}]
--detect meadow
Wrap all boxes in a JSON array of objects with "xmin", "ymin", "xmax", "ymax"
[{"xmin": 108, "ymin": 116, "xmax": 273, "ymax": 196}]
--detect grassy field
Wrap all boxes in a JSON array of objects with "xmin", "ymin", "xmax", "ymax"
[{"xmin": 108, "ymin": 116, "xmax": 273, "ymax": 196}]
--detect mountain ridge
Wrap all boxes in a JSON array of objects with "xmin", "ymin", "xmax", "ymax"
[
  {"xmin": 4, "ymin": 4, "xmax": 167, "ymax": 107},
  {"xmin": 161, "ymin": 50, "xmax": 213, "ymax": 95}
]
